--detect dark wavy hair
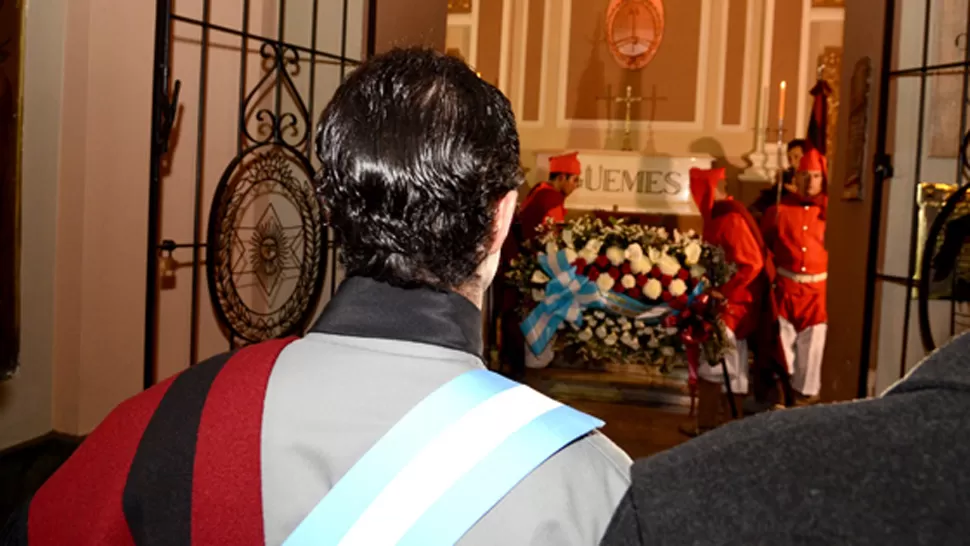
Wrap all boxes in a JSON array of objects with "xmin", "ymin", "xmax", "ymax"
[{"xmin": 314, "ymin": 48, "xmax": 523, "ymax": 290}]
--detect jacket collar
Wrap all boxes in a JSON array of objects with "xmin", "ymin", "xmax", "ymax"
[{"xmin": 310, "ymin": 276, "xmax": 484, "ymax": 359}]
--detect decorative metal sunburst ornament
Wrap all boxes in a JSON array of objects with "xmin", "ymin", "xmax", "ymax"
[{"xmin": 207, "ymin": 146, "xmax": 326, "ymax": 343}]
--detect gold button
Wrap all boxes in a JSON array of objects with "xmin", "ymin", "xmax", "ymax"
[
  {"xmin": 801, "ymin": 267, "xmax": 806, "ymax": 272},
  {"xmin": 803, "ymin": 225, "xmax": 808, "ymax": 231},
  {"xmin": 804, "ymin": 206, "xmax": 810, "ymax": 211},
  {"xmin": 801, "ymin": 247, "xmax": 807, "ymax": 252}
]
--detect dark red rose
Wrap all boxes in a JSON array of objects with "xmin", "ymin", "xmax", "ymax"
[
  {"xmin": 661, "ymin": 274, "xmax": 673, "ymax": 286},
  {"xmin": 612, "ymin": 282, "xmax": 625, "ymax": 292},
  {"xmin": 635, "ymin": 274, "xmax": 648, "ymax": 287},
  {"xmin": 650, "ymin": 266, "xmax": 662, "ymax": 278},
  {"xmin": 677, "ymin": 269, "xmax": 689, "ymax": 280},
  {"xmin": 661, "ymin": 290, "xmax": 673, "ymax": 302},
  {"xmin": 628, "ymin": 287, "xmax": 642, "ymax": 300},
  {"xmin": 595, "ymin": 255, "xmax": 610, "ymax": 269},
  {"xmin": 573, "ymin": 258, "xmax": 588, "ymax": 272},
  {"xmin": 620, "ymin": 262, "xmax": 632, "ymax": 275},
  {"xmin": 608, "ymin": 267, "xmax": 621, "ymax": 280},
  {"xmin": 662, "ymin": 314, "xmax": 679, "ymax": 327},
  {"xmin": 674, "ymin": 294, "xmax": 689, "ymax": 309},
  {"xmin": 586, "ymin": 269, "xmax": 601, "ymax": 281}
]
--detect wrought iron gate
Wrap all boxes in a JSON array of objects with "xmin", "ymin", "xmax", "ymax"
[
  {"xmin": 145, "ymin": 0, "xmax": 375, "ymax": 389},
  {"xmin": 865, "ymin": 0, "xmax": 970, "ymax": 397}
]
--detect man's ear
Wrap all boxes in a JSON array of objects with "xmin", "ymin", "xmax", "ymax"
[{"xmin": 489, "ymin": 191, "xmax": 519, "ymax": 254}]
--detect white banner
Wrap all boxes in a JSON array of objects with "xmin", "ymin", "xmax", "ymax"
[{"xmin": 533, "ymin": 150, "xmax": 713, "ymax": 215}]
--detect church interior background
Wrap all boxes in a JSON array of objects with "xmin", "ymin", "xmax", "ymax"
[{"xmin": 3, "ymin": 0, "xmax": 970, "ymax": 520}]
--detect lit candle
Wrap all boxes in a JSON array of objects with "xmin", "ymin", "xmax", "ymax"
[{"xmin": 778, "ymin": 80, "xmax": 787, "ymax": 125}]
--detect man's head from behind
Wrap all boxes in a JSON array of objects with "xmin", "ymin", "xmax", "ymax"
[
  {"xmin": 315, "ymin": 48, "xmax": 523, "ymax": 300},
  {"xmin": 548, "ymin": 152, "xmax": 582, "ymax": 197}
]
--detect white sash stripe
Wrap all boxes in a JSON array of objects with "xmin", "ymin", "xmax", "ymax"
[{"xmin": 336, "ymin": 385, "xmax": 561, "ymax": 546}]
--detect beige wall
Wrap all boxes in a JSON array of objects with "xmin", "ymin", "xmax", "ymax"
[
  {"xmin": 0, "ymin": 0, "xmax": 67, "ymax": 449},
  {"xmin": 450, "ymin": 0, "xmax": 844, "ymax": 188}
]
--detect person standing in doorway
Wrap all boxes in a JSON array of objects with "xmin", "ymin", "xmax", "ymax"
[{"xmin": 761, "ymin": 148, "xmax": 828, "ymax": 404}]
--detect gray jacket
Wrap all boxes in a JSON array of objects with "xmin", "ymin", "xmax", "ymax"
[{"xmin": 262, "ymin": 277, "xmax": 632, "ymax": 545}]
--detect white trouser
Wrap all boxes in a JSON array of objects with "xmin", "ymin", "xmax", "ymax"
[
  {"xmin": 524, "ymin": 342, "xmax": 555, "ymax": 368},
  {"xmin": 697, "ymin": 328, "xmax": 748, "ymax": 395},
  {"xmin": 779, "ymin": 317, "xmax": 826, "ymax": 396}
]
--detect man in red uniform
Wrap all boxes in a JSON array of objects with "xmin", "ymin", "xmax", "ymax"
[
  {"xmin": 496, "ymin": 152, "xmax": 582, "ymax": 376},
  {"xmin": 685, "ymin": 167, "xmax": 768, "ymax": 435},
  {"xmin": 761, "ymin": 148, "xmax": 828, "ymax": 404}
]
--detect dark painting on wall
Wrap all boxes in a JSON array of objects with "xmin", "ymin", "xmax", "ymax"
[{"xmin": 0, "ymin": 0, "xmax": 23, "ymax": 381}]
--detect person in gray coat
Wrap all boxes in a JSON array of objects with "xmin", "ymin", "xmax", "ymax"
[{"xmin": 600, "ymin": 332, "xmax": 970, "ymax": 545}]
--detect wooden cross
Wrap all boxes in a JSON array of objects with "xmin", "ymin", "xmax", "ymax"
[{"xmin": 615, "ymin": 85, "xmax": 643, "ymax": 151}]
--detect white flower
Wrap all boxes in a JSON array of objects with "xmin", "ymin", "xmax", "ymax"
[
  {"xmin": 604, "ymin": 334, "xmax": 618, "ymax": 346},
  {"xmin": 583, "ymin": 239, "xmax": 604, "ymax": 254},
  {"xmin": 660, "ymin": 346, "xmax": 676, "ymax": 357},
  {"xmin": 562, "ymin": 229, "xmax": 575, "ymax": 249},
  {"xmin": 564, "ymin": 248, "xmax": 578, "ymax": 264},
  {"xmin": 647, "ymin": 246, "xmax": 662, "ymax": 263},
  {"xmin": 587, "ymin": 316, "xmax": 598, "ymax": 326},
  {"xmin": 625, "ymin": 243, "xmax": 644, "ymax": 262},
  {"xmin": 690, "ymin": 265, "xmax": 707, "ymax": 279},
  {"xmin": 578, "ymin": 328, "xmax": 593, "ymax": 341},
  {"xmin": 545, "ymin": 241, "xmax": 559, "ymax": 256},
  {"xmin": 630, "ymin": 256, "xmax": 653, "ymax": 274},
  {"xmin": 531, "ymin": 270, "xmax": 550, "ymax": 284},
  {"xmin": 596, "ymin": 274, "xmax": 615, "ymax": 292},
  {"xmin": 620, "ymin": 333, "xmax": 639, "ymax": 349},
  {"xmin": 684, "ymin": 242, "xmax": 702, "ymax": 265},
  {"xmin": 605, "ymin": 318, "xmax": 615, "ymax": 326},
  {"xmin": 657, "ymin": 253, "xmax": 682, "ymax": 276},
  {"xmin": 618, "ymin": 317, "xmax": 630, "ymax": 327},
  {"xmin": 595, "ymin": 326, "xmax": 608, "ymax": 339},
  {"xmin": 647, "ymin": 337, "xmax": 660, "ymax": 348},
  {"xmin": 606, "ymin": 246, "xmax": 625, "ymax": 266},
  {"xmin": 621, "ymin": 274, "xmax": 636, "ymax": 289},
  {"xmin": 531, "ymin": 289, "xmax": 545, "ymax": 301},
  {"xmin": 669, "ymin": 278, "xmax": 687, "ymax": 297},
  {"xmin": 644, "ymin": 278, "xmax": 663, "ymax": 300},
  {"xmin": 594, "ymin": 311, "xmax": 606, "ymax": 319},
  {"xmin": 578, "ymin": 249, "xmax": 598, "ymax": 263},
  {"xmin": 634, "ymin": 320, "xmax": 645, "ymax": 329}
]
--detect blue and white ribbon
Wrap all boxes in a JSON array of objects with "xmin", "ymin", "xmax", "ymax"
[
  {"xmin": 521, "ymin": 250, "xmax": 603, "ymax": 356},
  {"xmin": 520, "ymin": 251, "xmax": 709, "ymax": 356}
]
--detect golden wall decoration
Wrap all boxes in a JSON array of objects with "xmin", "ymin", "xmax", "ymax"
[
  {"xmin": 448, "ymin": 0, "xmax": 472, "ymax": 14},
  {"xmin": 819, "ymin": 46, "xmax": 842, "ymax": 168}
]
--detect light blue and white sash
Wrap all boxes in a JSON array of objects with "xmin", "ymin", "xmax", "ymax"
[{"xmin": 282, "ymin": 369, "xmax": 603, "ymax": 546}]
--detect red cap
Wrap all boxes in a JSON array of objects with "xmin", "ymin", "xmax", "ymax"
[
  {"xmin": 549, "ymin": 152, "xmax": 582, "ymax": 176},
  {"xmin": 689, "ymin": 167, "xmax": 726, "ymax": 220},
  {"xmin": 798, "ymin": 148, "xmax": 826, "ymax": 173}
]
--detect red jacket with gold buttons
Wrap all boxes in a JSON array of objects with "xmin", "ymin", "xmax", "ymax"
[{"xmin": 761, "ymin": 193, "xmax": 828, "ymax": 276}]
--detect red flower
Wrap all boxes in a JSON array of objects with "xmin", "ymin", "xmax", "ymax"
[
  {"xmin": 607, "ymin": 267, "xmax": 621, "ymax": 280},
  {"xmin": 620, "ymin": 262, "xmax": 632, "ymax": 275},
  {"xmin": 628, "ymin": 287, "xmax": 642, "ymax": 299},
  {"xmin": 594, "ymin": 255, "xmax": 610, "ymax": 269},
  {"xmin": 612, "ymin": 282, "xmax": 625, "ymax": 292},
  {"xmin": 573, "ymin": 258, "xmax": 588, "ymax": 272},
  {"xmin": 587, "ymin": 269, "xmax": 601, "ymax": 281},
  {"xmin": 635, "ymin": 274, "xmax": 648, "ymax": 287},
  {"xmin": 661, "ymin": 274, "xmax": 673, "ymax": 286},
  {"xmin": 677, "ymin": 269, "xmax": 689, "ymax": 280},
  {"xmin": 661, "ymin": 290, "xmax": 673, "ymax": 302},
  {"xmin": 650, "ymin": 266, "xmax": 663, "ymax": 278}
]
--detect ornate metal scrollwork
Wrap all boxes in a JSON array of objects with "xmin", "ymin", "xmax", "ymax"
[{"xmin": 206, "ymin": 40, "xmax": 327, "ymax": 343}]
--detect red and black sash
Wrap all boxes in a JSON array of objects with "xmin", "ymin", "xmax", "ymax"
[{"xmin": 6, "ymin": 338, "xmax": 295, "ymax": 546}]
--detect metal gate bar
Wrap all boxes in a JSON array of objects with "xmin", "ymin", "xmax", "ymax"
[{"xmin": 145, "ymin": 0, "xmax": 374, "ymax": 390}]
